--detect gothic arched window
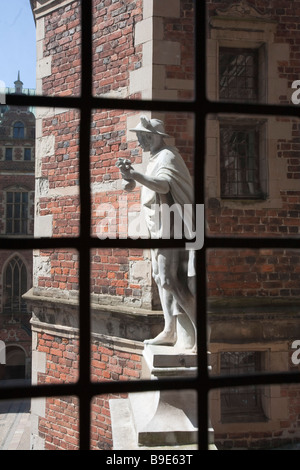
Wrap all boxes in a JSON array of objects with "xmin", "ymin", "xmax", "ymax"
[{"xmin": 3, "ymin": 256, "xmax": 28, "ymax": 313}]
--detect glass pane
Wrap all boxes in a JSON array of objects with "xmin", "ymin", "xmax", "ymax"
[
  {"xmin": 206, "ymin": 114, "xmax": 300, "ymax": 227},
  {"xmin": 30, "ymin": 3, "xmax": 81, "ymax": 97},
  {"xmin": 14, "ymin": 220, "xmax": 20, "ymax": 234},
  {"xmin": 91, "ymin": 109, "xmax": 195, "ymax": 240},
  {"xmin": 1, "ymin": 102, "xmax": 35, "ymax": 241},
  {"xmin": 93, "ymin": 390, "xmax": 199, "ymax": 450},
  {"xmin": 0, "ymin": 251, "xmax": 32, "ymax": 370},
  {"xmin": 208, "ymin": 248, "xmax": 300, "ymax": 378},
  {"xmin": 6, "ymin": 204, "xmax": 12, "ymax": 219},
  {"xmin": 0, "ymin": 398, "xmax": 31, "ymax": 450},
  {"xmin": 92, "ymin": 0, "xmax": 195, "ymax": 101},
  {"xmin": 34, "ymin": 107, "xmax": 80, "ymax": 238},
  {"xmin": 0, "ymin": 248, "xmax": 79, "ymax": 387},
  {"xmin": 210, "ymin": 384, "xmax": 300, "ymax": 450},
  {"xmin": 206, "ymin": 2, "xmax": 299, "ymax": 105},
  {"xmin": 14, "ymin": 204, "xmax": 20, "ymax": 219}
]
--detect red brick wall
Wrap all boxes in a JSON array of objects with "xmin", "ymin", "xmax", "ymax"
[
  {"xmin": 42, "ymin": 1, "xmax": 81, "ymax": 97},
  {"xmin": 207, "ymin": 248, "xmax": 300, "ymax": 298}
]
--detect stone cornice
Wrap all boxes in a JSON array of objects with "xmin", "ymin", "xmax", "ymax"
[
  {"xmin": 30, "ymin": 0, "xmax": 75, "ymax": 20},
  {"xmin": 24, "ymin": 288, "xmax": 164, "ymax": 343}
]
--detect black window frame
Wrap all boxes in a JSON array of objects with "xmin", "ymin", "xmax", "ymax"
[{"xmin": 1, "ymin": 0, "xmax": 300, "ymax": 451}]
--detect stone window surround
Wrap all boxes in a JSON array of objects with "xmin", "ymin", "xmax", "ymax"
[
  {"xmin": 210, "ymin": 342, "xmax": 289, "ymax": 433},
  {"xmin": 206, "ymin": 14, "xmax": 298, "ymax": 209},
  {"xmin": 219, "ymin": 116, "xmax": 268, "ymax": 199}
]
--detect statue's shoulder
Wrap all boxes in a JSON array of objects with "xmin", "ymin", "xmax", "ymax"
[{"xmin": 158, "ymin": 146, "xmax": 178, "ymax": 160}]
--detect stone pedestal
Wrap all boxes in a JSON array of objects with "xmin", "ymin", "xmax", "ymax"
[
  {"xmin": 130, "ymin": 345, "xmax": 198, "ymax": 447},
  {"xmin": 110, "ymin": 344, "xmax": 216, "ymax": 449}
]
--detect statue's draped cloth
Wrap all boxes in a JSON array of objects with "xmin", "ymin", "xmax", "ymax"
[{"xmin": 141, "ymin": 146, "xmax": 196, "ymax": 303}]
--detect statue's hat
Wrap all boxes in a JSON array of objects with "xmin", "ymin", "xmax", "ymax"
[{"xmin": 130, "ymin": 115, "xmax": 169, "ymax": 137}]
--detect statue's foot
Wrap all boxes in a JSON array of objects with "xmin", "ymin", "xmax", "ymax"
[{"xmin": 144, "ymin": 330, "xmax": 176, "ymax": 346}]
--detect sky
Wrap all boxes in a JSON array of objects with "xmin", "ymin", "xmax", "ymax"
[{"xmin": 0, "ymin": 0, "xmax": 36, "ymax": 90}]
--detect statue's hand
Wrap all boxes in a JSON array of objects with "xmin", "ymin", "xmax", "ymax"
[
  {"xmin": 116, "ymin": 158, "xmax": 136, "ymax": 191},
  {"xmin": 116, "ymin": 158, "xmax": 133, "ymax": 180}
]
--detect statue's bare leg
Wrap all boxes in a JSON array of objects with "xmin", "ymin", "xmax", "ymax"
[{"xmin": 144, "ymin": 285, "xmax": 177, "ymax": 345}]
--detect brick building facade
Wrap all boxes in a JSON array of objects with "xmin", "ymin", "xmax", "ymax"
[
  {"xmin": 0, "ymin": 75, "xmax": 35, "ymax": 381},
  {"xmin": 27, "ymin": 0, "xmax": 300, "ymax": 450}
]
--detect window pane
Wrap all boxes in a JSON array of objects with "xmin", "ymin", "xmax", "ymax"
[
  {"xmin": 92, "ymin": 0, "xmax": 195, "ymax": 101},
  {"xmin": 210, "ymin": 384, "xmax": 300, "ymax": 450},
  {"xmin": 34, "ymin": 3, "xmax": 81, "ymax": 97},
  {"xmin": 0, "ymin": 399, "xmax": 31, "ymax": 449},
  {"xmin": 33, "ymin": 107, "xmax": 80, "ymax": 239},
  {"xmin": 206, "ymin": 2, "xmax": 298, "ymax": 105},
  {"xmin": 96, "ymin": 390, "xmax": 199, "ymax": 450},
  {"xmin": 6, "ymin": 204, "xmax": 12, "ymax": 219},
  {"xmin": 30, "ymin": 397, "xmax": 79, "ymax": 450},
  {"xmin": 14, "ymin": 220, "xmax": 20, "ymax": 234},
  {"xmin": 6, "ymin": 220, "xmax": 12, "ymax": 234},
  {"xmin": 25, "ymin": 248, "xmax": 79, "ymax": 385},
  {"xmin": 14, "ymin": 203, "xmax": 20, "ymax": 218},
  {"xmin": 206, "ymin": 114, "xmax": 300, "ymax": 233}
]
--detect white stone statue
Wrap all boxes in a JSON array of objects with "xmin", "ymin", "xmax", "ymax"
[{"xmin": 116, "ymin": 116, "xmax": 196, "ymax": 353}]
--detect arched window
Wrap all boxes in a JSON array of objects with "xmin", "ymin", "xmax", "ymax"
[
  {"xmin": 3, "ymin": 256, "xmax": 28, "ymax": 314},
  {"xmin": 13, "ymin": 121, "xmax": 24, "ymax": 139}
]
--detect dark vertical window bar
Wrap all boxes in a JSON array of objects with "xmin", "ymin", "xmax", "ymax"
[
  {"xmin": 194, "ymin": 0, "xmax": 209, "ymax": 450},
  {"xmin": 79, "ymin": 0, "xmax": 93, "ymax": 450}
]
